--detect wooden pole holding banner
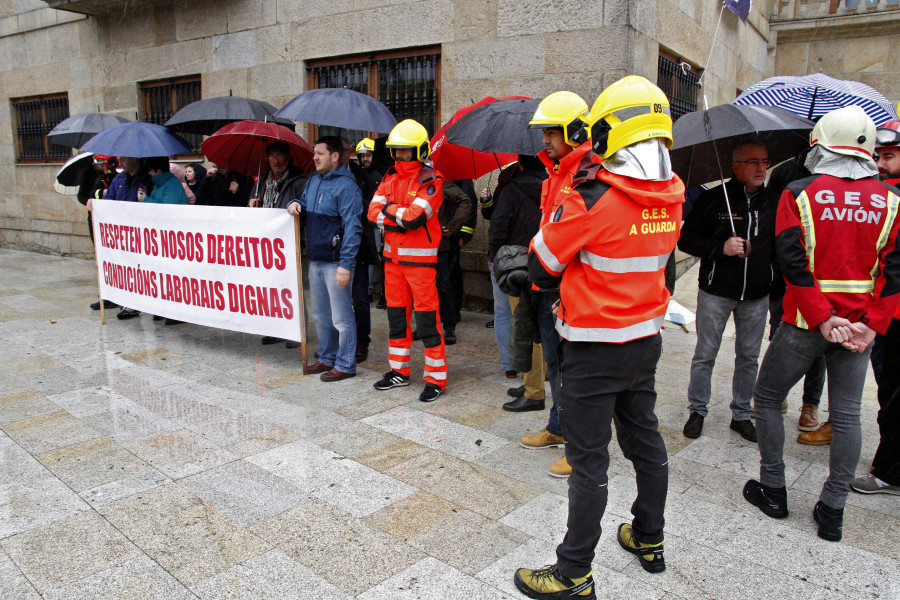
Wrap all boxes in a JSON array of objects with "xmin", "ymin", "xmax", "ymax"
[
  {"xmin": 294, "ymin": 214, "xmax": 309, "ymax": 375},
  {"xmin": 92, "ymin": 205, "xmax": 106, "ymax": 325}
]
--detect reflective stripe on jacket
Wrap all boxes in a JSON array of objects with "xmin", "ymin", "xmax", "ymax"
[
  {"xmin": 528, "ymin": 160, "xmax": 685, "ymax": 343},
  {"xmin": 777, "ymin": 174, "xmax": 900, "ymax": 334},
  {"xmin": 367, "ymin": 161, "xmax": 443, "ymax": 267}
]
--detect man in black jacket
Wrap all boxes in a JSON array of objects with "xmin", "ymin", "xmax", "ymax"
[{"xmin": 678, "ymin": 141, "xmax": 776, "ymax": 443}]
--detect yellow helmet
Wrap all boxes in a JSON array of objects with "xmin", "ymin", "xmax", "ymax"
[
  {"xmin": 586, "ymin": 76, "xmax": 673, "ymax": 158},
  {"xmin": 355, "ymin": 137, "xmax": 375, "ymax": 155},
  {"xmin": 528, "ymin": 91, "xmax": 589, "ymax": 147},
  {"xmin": 811, "ymin": 106, "xmax": 876, "ymax": 160},
  {"xmin": 385, "ymin": 119, "xmax": 430, "ymax": 162}
]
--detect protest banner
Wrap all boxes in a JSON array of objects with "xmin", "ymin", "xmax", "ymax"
[{"xmin": 91, "ymin": 200, "xmax": 306, "ymax": 352}]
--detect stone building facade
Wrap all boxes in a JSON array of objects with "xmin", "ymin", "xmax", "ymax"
[{"xmin": 1, "ymin": 0, "xmax": 886, "ymax": 305}]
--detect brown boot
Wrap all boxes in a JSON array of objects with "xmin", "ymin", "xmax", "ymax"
[
  {"xmin": 798, "ymin": 421, "xmax": 832, "ymax": 446},
  {"xmin": 798, "ymin": 403, "xmax": 819, "ymax": 432}
]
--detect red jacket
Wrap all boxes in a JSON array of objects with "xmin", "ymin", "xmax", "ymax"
[
  {"xmin": 529, "ymin": 161, "xmax": 685, "ymax": 343},
  {"xmin": 777, "ymin": 174, "xmax": 900, "ymax": 334},
  {"xmin": 368, "ymin": 161, "xmax": 443, "ymax": 267}
]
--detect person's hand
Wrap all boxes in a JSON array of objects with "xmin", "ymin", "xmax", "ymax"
[
  {"xmin": 723, "ymin": 236, "xmax": 747, "ymax": 256},
  {"xmin": 336, "ymin": 267, "xmax": 351, "ymax": 288},
  {"xmin": 458, "ymin": 238, "xmax": 468, "ymax": 247},
  {"xmin": 551, "ymin": 299, "xmax": 560, "ymax": 317},
  {"xmin": 229, "ymin": 181, "xmax": 239, "ymax": 194},
  {"xmin": 86, "ymin": 198, "xmax": 92, "ymax": 211},
  {"xmin": 206, "ymin": 166, "xmax": 218, "ymax": 176},
  {"xmin": 287, "ymin": 203, "xmax": 301, "ymax": 216},
  {"xmin": 137, "ymin": 188, "xmax": 146, "ymax": 202},
  {"xmin": 248, "ymin": 197, "xmax": 259, "ymax": 208},
  {"xmin": 842, "ymin": 322, "xmax": 876, "ymax": 352},
  {"xmin": 480, "ymin": 188, "xmax": 491, "ymax": 200},
  {"xmin": 818, "ymin": 315, "xmax": 854, "ymax": 344},
  {"xmin": 441, "ymin": 225, "xmax": 451, "ymax": 237}
]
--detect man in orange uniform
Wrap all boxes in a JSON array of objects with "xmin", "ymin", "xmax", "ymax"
[
  {"xmin": 744, "ymin": 106, "xmax": 900, "ymax": 541},
  {"xmin": 367, "ymin": 119, "xmax": 447, "ymax": 402},
  {"xmin": 519, "ymin": 91, "xmax": 593, "ymax": 479},
  {"xmin": 514, "ymin": 76, "xmax": 684, "ymax": 599}
]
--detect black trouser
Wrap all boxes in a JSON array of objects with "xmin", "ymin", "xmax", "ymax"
[
  {"xmin": 448, "ymin": 243, "xmax": 463, "ymax": 319},
  {"xmin": 555, "ymin": 335, "xmax": 668, "ymax": 578},
  {"xmin": 352, "ymin": 263, "xmax": 371, "ymax": 349},
  {"xmin": 436, "ymin": 251, "xmax": 457, "ymax": 330},
  {"xmin": 873, "ymin": 317, "xmax": 900, "ymax": 486}
]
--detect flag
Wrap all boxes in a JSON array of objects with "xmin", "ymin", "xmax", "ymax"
[{"xmin": 725, "ymin": 0, "xmax": 751, "ymax": 23}]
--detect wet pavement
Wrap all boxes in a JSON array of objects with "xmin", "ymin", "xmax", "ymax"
[{"xmin": 0, "ymin": 247, "xmax": 898, "ymax": 599}]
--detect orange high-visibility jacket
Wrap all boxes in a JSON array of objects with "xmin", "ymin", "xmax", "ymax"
[
  {"xmin": 777, "ymin": 174, "xmax": 900, "ymax": 334},
  {"xmin": 529, "ymin": 160, "xmax": 685, "ymax": 343},
  {"xmin": 537, "ymin": 140, "xmax": 593, "ymax": 227},
  {"xmin": 368, "ymin": 161, "xmax": 443, "ymax": 267}
]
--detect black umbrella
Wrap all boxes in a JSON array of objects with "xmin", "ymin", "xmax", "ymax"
[
  {"xmin": 55, "ymin": 151, "xmax": 95, "ymax": 187},
  {"xmin": 444, "ymin": 98, "xmax": 543, "ymax": 156},
  {"xmin": 165, "ymin": 95, "xmax": 295, "ymax": 135},
  {"xmin": 274, "ymin": 88, "xmax": 397, "ymax": 134},
  {"xmin": 47, "ymin": 113, "xmax": 131, "ymax": 148},
  {"xmin": 670, "ymin": 104, "xmax": 814, "ymax": 189}
]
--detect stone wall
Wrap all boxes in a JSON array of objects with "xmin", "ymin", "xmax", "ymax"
[{"xmin": 0, "ymin": 0, "xmax": 773, "ymax": 302}]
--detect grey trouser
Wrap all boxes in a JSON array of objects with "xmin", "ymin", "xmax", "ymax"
[
  {"xmin": 755, "ymin": 323, "xmax": 869, "ymax": 509},
  {"xmin": 687, "ymin": 289, "xmax": 768, "ymax": 421}
]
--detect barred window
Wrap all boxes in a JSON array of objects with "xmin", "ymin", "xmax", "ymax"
[
  {"xmin": 657, "ymin": 54, "xmax": 701, "ymax": 121},
  {"xmin": 307, "ymin": 47, "xmax": 440, "ymax": 142},
  {"xmin": 139, "ymin": 75, "xmax": 202, "ymax": 152},
  {"xmin": 12, "ymin": 93, "xmax": 70, "ymax": 163}
]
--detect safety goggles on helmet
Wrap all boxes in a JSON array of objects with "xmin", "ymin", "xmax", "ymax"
[
  {"xmin": 875, "ymin": 127, "xmax": 900, "ymax": 147},
  {"xmin": 386, "ymin": 119, "xmax": 430, "ymax": 162},
  {"xmin": 586, "ymin": 76, "xmax": 673, "ymax": 158},
  {"xmin": 356, "ymin": 137, "xmax": 375, "ymax": 154},
  {"xmin": 528, "ymin": 91, "xmax": 589, "ymax": 147}
]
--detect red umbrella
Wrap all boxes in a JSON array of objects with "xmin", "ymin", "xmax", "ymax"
[
  {"xmin": 201, "ymin": 120, "xmax": 314, "ymax": 178},
  {"xmin": 430, "ymin": 96, "xmax": 530, "ymax": 180}
]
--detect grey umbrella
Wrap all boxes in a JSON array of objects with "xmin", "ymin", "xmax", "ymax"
[
  {"xmin": 165, "ymin": 94, "xmax": 295, "ymax": 135},
  {"xmin": 275, "ymin": 88, "xmax": 397, "ymax": 134},
  {"xmin": 47, "ymin": 113, "xmax": 131, "ymax": 148},
  {"xmin": 445, "ymin": 98, "xmax": 544, "ymax": 155}
]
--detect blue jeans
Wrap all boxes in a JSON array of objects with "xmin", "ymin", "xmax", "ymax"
[
  {"xmin": 308, "ymin": 261, "xmax": 356, "ymax": 373},
  {"xmin": 687, "ymin": 289, "xmax": 768, "ymax": 421},
  {"xmin": 538, "ymin": 290, "xmax": 561, "ymax": 437},
  {"xmin": 755, "ymin": 323, "xmax": 869, "ymax": 509},
  {"xmin": 489, "ymin": 261, "xmax": 512, "ymax": 371}
]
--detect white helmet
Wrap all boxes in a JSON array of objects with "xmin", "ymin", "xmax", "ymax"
[{"xmin": 810, "ymin": 105, "xmax": 876, "ymax": 160}]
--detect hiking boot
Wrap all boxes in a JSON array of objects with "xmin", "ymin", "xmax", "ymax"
[
  {"xmin": 683, "ymin": 413, "xmax": 704, "ymax": 439},
  {"xmin": 798, "ymin": 421, "xmax": 832, "ymax": 446},
  {"xmin": 307, "ymin": 361, "xmax": 331, "ymax": 375},
  {"xmin": 521, "ymin": 429, "xmax": 564, "ymax": 449},
  {"xmin": 507, "ymin": 385, "xmax": 525, "ymax": 398},
  {"xmin": 374, "ymin": 370, "xmax": 410, "ymax": 390},
  {"xmin": 813, "ymin": 501, "xmax": 843, "ymax": 542},
  {"xmin": 513, "ymin": 564, "xmax": 595, "ymax": 600},
  {"xmin": 548, "ymin": 455, "xmax": 572, "ymax": 478},
  {"xmin": 743, "ymin": 479, "xmax": 788, "ymax": 518},
  {"xmin": 850, "ymin": 473, "xmax": 900, "ymax": 495},
  {"xmin": 730, "ymin": 419, "xmax": 757, "ymax": 443},
  {"xmin": 444, "ymin": 327, "xmax": 457, "ymax": 345},
  {"xmin": 798, "ymin": 403, "xmax": 819, "ymax": 432},
  {"xmin": 419, "ymin": 383, "xmax": 442, "ymax": 402},
  {"xmin": 617, "ymin": 523, "xmax": 666, "ymax": 573},
  {"xmin": 116, "ymin": 307, "xmax": 140, "ymax": 320}
]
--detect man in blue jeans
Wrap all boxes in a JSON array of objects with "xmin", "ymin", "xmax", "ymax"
[
  {"xmin": 287, "ymin": 136, "xmax": 363, "ymax": 382},
  {"xmin": 678, "ymin": 141, "xmax": 777, "ymax": 443}
]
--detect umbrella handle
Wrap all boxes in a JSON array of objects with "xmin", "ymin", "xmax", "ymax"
[{"xmin": 732, "ymin": 230, "xmax": 752, "ymax": 258}]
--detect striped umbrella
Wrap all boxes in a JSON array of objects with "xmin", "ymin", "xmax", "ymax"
[{"xmin": 732, "ymin": 73, "xmax": 897, "ymax": 126}]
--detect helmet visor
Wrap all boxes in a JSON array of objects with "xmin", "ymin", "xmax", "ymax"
[{"xmin": 876, "ymin": 127, "xmax": 900, "ymax": 147}]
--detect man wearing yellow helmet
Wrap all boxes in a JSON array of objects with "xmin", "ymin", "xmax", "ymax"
[
  {"xmin": 518, "ymin": 91, "xmax": 594, "ymax": 479},
  {"xmin": 367, "ymin": 119, "xmax": 447, "ymax": 402},
  {"xmin": 515, "ymin": 76, "xmax": 684, "ymax": 598}
]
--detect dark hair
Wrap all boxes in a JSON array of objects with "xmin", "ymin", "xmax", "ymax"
[
  {"xmin": 266, "ymin": 141, "xmax": 292, "ymax": 156},
  {"xmin": 315, "ymin": 136, "xmax": 343, "ymax": 156},
  {"xmin": 518, "ymin": 154, "xmax": 544, "ymax": 171},
  {"xmin": 145, "ymin": 156, "xmax": 170, "ymax": 173}
]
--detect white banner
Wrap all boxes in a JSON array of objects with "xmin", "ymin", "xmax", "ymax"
[{"xmin": 91, "ymin": 200, "xmax": 303, "ymax": 342}]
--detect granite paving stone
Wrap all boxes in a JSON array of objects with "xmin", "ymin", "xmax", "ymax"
[{"xmin": 0, "ymin": 249, "xmax": 898, "ymax": 599}]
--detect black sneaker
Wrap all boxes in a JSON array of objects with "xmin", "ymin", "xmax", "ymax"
[
  {"xmin": 730, "ymin": 418, "xmax": 758, "ymax": 443},
  {"xmin": 486, "ymin": 320, "xmax": 494, "ymax": 329},
  {"xmin": 419, "ymin": 383, "xmax": 443, "ymax": 402},
  {"xmin": 116, "ymin": 307, "xmax": 140, "ymax": 320},
  {"xmin": 743, "ymin": 479, "xmax": 788, "ymax": 518},
  {"xmin": 813, "ymin": 501, "xmax": 843, "ymax": 541},
  {"xmin": 617, "ymin": 523, "xmax": 665, "ymax": 573},
  {"xmin": 164, "ymin": 318, "xmax": 183, "ymax": 325},
  {"xmin": 683, "ymin": 413, "xmax": 704, "ymax": 439},
  {"xmin": 373, "ymin": 370, "xmax": 410, "ymax": 390},
  {"xmin": 90, "ymin": 299, "xmax": 118, "ymax": 310},
  {"xmin": 444, "ymin": 328, "xmax": 457, "ymax": 345},
  {"xmin": 261, "ymin": 336, "xmax": 284, "ymax": 345}
]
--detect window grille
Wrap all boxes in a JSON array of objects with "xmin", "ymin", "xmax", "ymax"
[
  {"xmin": 140, "ymin": 75, "xmax": 202, "ymax": 152},
  {"xmin": 12, "ymin": 93, "xmax": 70, "ymax": 163},
  {"xmin": 657, "ymin": 55, "xmax": 701, "ymax": 121},
  {"xmin": 307, "ymin": 48, "xmax": 440, "ymax": 142}
]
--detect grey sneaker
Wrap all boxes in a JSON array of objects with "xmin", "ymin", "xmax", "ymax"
[{"xmin": 850, "ymin": 473, "xmax": 900, "ymax": 495}]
